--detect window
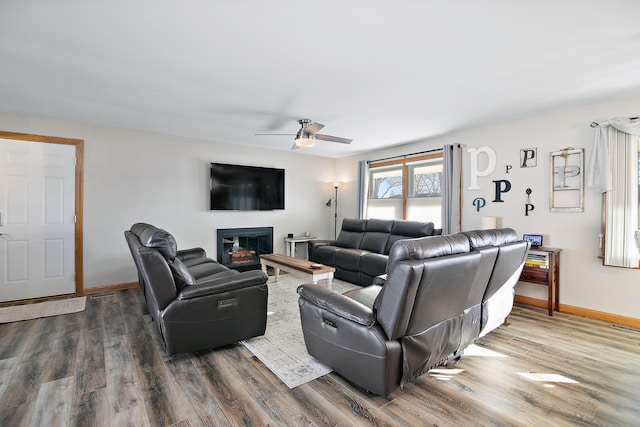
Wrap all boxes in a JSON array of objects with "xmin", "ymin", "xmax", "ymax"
[
  {"xmin": 366, "ymin": 153, "xmax": 443, "ymax": 227},
  {"xmin": 369, "ymin": 166, "xmax": 403, "ymax": 199},
  {"xmin": 409, "ymin": 161, "xmax": 442, "ymax": 197}
]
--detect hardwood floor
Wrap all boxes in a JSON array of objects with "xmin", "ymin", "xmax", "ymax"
[{"xmin": 0, "ymin": 288, "xmax": 638, "ymax": 426}]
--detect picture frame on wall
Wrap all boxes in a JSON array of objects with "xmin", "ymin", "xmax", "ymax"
[
  {"xmin": 549, "ymin": 148, "xmax": 584, "ymax": 212},
  {"xmin": 520, "ymin": 147, "xmax": 537, "ymax": 167}
]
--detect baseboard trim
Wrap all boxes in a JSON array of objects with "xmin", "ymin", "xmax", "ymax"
[
  {"xmin": 82, "ymin": 282, "xmax": 138, "ymax": 295},
  {"xmin": 515, "ymin": 295, "xmax": 640, "ymax": 329}
]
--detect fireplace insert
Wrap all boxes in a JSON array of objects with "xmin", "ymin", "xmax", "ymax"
[{"xmin": 217, "ymin": 227, "xmax": 273, "ymax": 271}]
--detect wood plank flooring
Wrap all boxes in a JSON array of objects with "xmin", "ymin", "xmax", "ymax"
[{"xmin": 0, "ymin": 287, "xmax": 639, "ymax": 426}]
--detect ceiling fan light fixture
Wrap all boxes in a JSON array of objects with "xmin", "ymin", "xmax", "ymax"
[{"xmin": 295, "ymin": 136, "xmax": 315, "ymax": 148}]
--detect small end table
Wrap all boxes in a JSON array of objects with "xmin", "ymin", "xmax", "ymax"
[
  {"xmin": 284, "ymin": 236, "xmax": 316, "ymax": 259},
  {"xmin": 519, "ymin": 247, "xmax": 561, "ymax": 316}
]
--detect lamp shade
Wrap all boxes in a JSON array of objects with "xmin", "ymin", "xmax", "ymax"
[
  {"xmin": 481, "ymin": 216, "xmax": 497, "ymax": 230},
  {"xmin": 295, "ymin": 137, "xmax": 315, "ymax": 148}
]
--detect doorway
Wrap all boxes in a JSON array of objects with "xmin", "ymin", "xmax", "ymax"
[{"xmin": 0, "ymin": 131, "xmax": 83, "ymax": 303}]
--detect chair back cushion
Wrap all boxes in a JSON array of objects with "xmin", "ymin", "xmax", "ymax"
[
  {"xmin": 376, "ymin": 234, "xmax": 471, "ymax": 339},
  {"xmin": 385, "ymin": 220, "xmax": 436, "ymax": 254},
  {"xmin": 138, "ymin": 247, "xmax": 178, "ymax": 311},
  {"xmin": 360, "ymin": 219, "xmax": 393, "ymax": 253},
  {"xmin": 168, "ymin": 258, "xmax": 196, "ymax": 290},
  {"xmin": 336, "ymin": 218, "xmax": 366, "ymax": 248},
  {"xmin": 131, "ymin": 222, "xmax": 178, "ymax": 261},
  {"xmin": 461, "ymin": 228, "xmax": 529, "ymax": 301}
]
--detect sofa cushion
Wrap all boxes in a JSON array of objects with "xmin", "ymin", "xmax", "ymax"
[
  {"xmin": 360, "ymin": 219, "xmax": 393, "ymax": 253},
  {"xmin": 360, "ymin": 232, "xmax": 390, "ymax": 253},
  {"xmin": 360, "ymin": 252, "xmax": 388, "ymax": 277},
  {"xmin": 335, "ymin": 268, "xmax": 362, "ymax": 286},
  {"xmin": 387, "ymin": 233, "xmax": 470, "ymax": 266},
  {"xmin": 132, "ymin": 222, "xmax": 178, "ymax": 261},
  {"xmin": 462, "ymin": 228, "xmax": 518, "ymax": 249},
  {"xmin": 188, "ymin": 261, "xmax": 230, "ymax": 281},
  {"xmin": 335, "ymin": 248, "xmax": 368, "ymax": 271},
  {"xmin": 169, "ymin": 258, "xmax": 196, "ymax": 289},
  {"xmin": 344, "ymin": 285, "xmax": 383, "ymax": 309},
  {"xmin": 312, "ymin": 245, "xmax": 340, "ymax": 266},
  {"xmin": 385, "ymin": 220, "xmax": 436, "ymax": 254},
  {"xmin": 336, "ymin": 218, "xmax": 366, "ymax": 248}
]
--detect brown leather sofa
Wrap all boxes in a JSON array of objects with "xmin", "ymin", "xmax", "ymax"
[
  {"xmin": 297, "ymin": 228, "xmax": 529, "ymax": 396},
  {"xmin": 125, "ymin": 223, "xmax": 269, "ymax": 354},
  {"xmin": 308, "ymin": 218, "xmax": 441, "ymax": 286}
]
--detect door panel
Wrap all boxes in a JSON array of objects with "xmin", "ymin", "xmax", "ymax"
[
  {"xmin": 6, "ymin": 240, "xmax": 28, "ymax": 282},
  {"xmin": 0, "ymin": 138, "xmax": 76, "ymax": 302}
]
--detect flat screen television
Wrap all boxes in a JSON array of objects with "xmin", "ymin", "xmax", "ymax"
[{"xmin": 210, "ymin": 163, "xmax": 285, "ymax": 211}]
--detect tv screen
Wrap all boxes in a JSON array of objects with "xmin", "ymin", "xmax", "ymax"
[{"xmin": 210, "ymin": 163, "xmax": 285, "ymax": 210}]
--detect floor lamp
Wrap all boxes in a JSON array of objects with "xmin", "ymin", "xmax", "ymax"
[{"xmin": 325, "ymin": 182, "xmax": 341, "ymax": 239}]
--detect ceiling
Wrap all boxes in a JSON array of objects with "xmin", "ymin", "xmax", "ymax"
[{"xmin": 1, "ymin": 1, "xmax": 640, "ymax": 158}]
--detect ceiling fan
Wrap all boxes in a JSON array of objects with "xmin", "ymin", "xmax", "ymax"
[{"xmin": 256, "ymin": 119, "xmax": 353, "ymax": 149}]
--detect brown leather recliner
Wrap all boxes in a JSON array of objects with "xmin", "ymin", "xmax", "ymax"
[
  {"xmin": 297, "ymin": 228, "xmax": 528, "ymax": 396},
  {"xmin": 125, "ymin": 223, "xmax": 269, "ymax": 354}
]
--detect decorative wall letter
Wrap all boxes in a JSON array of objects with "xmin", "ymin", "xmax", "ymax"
[
  {"xmin": 467, "ymin": 146, "xmax": 496, "ymax": 190},
  {"xmin": 520, "ymin": 148, "xmax": 537, "ymax": 167},
  {"xmin": 525, "ymin": 188, "xmax": 535, "ymax": 216},
  {"xmin": 492, "ymin": 179, "xmax": 511, "ymax": 202},
  {"xmin": 472, "ymin": 197, "xmax": 486, "ymax": 212}
]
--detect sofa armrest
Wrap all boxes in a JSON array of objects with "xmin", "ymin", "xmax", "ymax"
[
  {"xmin": 177, "ymin": 270, "xmax": 267, "ymax": 300},
  {"xmin": 309, "ymin": 239, "xmax": 336, "ymax": 248},
  {"xmin": 176, "ymin": 247, "xmax": 207, "ymax": 262},
  {"xmin": 372, "ymin": 274, "xmax": 388, "ymax": 286},
  {"xmin": 308, "ymin": 239, "xmax": 337, "ymax": 260},
  {"xmin": 297, "ymin": 283, "xmax": 376, "ymax": 327}
]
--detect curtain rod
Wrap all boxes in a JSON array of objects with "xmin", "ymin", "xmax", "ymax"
[
  {"xmin": 590, "ymin": 117, "xmax": 639, "ymax": 127},
  {"xmin": 368, "ymin": 147, "xmax": 444, "ymax": 164}
]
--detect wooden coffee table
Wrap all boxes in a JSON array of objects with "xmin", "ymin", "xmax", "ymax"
[{"xmin": 259, "ymin": 253, "xmax": 335, "ymax": 286}]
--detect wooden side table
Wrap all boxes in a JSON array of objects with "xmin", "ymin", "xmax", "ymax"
[
  {"xmin": 284, "ymin": 236, "xmax": 316, "ymax": 259},
  {"xmin": 518, "ymin": 247, "xmax": 561, "ymax": 316}
]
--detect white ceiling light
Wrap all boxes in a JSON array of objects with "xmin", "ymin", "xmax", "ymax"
[
  {"xmin": 294, "ymin": 135, "xmax": 316, "ymax": 147},
  {"xmin": 294, "ymin": 123, "xmax": 316, "ymax": 147}
]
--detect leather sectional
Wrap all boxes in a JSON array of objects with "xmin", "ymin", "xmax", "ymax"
[{"xmin": 298, "ymin": 228, "xmax": 529, "ymax": 396}]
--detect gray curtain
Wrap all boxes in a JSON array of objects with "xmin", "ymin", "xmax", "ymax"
[
  {"xmin": 441, "ymin": 144, "xmax": 463, "ymax": 234},
  {"xmin": 357, "ymin": 160, "xmax": 369, "ymax": 219}
]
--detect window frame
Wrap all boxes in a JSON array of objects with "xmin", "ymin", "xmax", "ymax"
[{"xmin": 367, "ymin": 152, "xmax": 443, "ymax": 220}]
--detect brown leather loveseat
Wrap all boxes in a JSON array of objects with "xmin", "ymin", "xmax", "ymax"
[{"xmin": 297, "ymin": 228, "xmax": 529, "ymax": 396}]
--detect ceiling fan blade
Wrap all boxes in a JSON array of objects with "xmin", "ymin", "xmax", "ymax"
[
  {"xmin": 291, "ymin": 141, "xmax": 300, "ymax": 150},
  {"xmin": 305, "ymin": 122, "xmax": 325, "ymax": 135},
  {"xmin": 255, "ymin": 133, "xmax": 295, "ymax": 136},
  {"xmin": 315, "ymin": 134, "xmax": 353, "ymax": 144}
]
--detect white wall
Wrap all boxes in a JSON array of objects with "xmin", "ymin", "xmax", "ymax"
[
  {"xmin": 3, "ymin": 94, "xmax": 639, "ymax": 319},
  {"xmin": 0, "ymin": 113, "xmax": 338, "ymax": 289},
  {"xmin": 337, "ymin": 95, "xmax": 640, "ymax": 319}
]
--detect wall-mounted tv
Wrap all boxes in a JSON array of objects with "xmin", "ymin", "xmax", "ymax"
[{"xmin": 210, "ymin": 163, "xmax": 285, "ymax": 211}]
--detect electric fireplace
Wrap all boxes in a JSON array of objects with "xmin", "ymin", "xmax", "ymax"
[{"xmin": 216, "ymin": 227, "xmax": 273, "ymax": 271}]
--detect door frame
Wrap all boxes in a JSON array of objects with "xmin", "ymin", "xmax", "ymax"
[{"xmin": 0, "ymin": 131, "xmax": 84, "ymax": 298}]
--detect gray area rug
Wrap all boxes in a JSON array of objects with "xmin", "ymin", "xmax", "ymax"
[
  {"xmin": 242, "ymin": 275, "xmax": 358, "ymax": 388},
  {"xmin": 0, "ymin": 296, "xmax": 86, "ymax": 323}
]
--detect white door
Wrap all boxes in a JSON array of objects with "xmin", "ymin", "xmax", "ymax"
[{"xmin": 0, "ymin": 138, "xmax": 76, "ymax": 302}]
